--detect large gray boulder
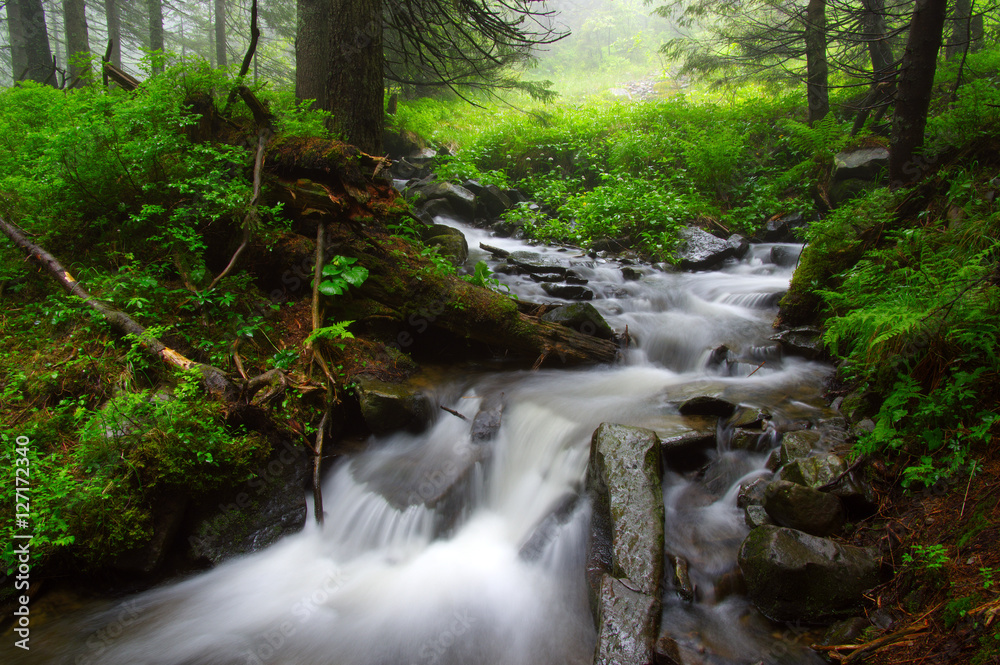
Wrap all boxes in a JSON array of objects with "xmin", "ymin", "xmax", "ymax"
[
  {"xmin": 777, "ymin": 453, "xmax": 847, "ymax": 489},
  {"xmin": 507, "ymin": 250, "xmax": 568, "ymax": 275},
  {"xmin": 413, "ymin": 181, "xmax": 477, "ymax": 218},
  {"xmin": 833, "ymin": 147, "xmax": 889, "ymax": 182},
  {"xmin": 762, "ymin": 480, "xmax": 846, "ymax": 536},
  {"xmin": 770, "ymin": 326, "xmax": 825, "ymax": 360},
  {"xmin": 593, "ymin": 574, "xmax": 660, "ymax": 665},
  {"xmin": 541, "ymin": 302, "xmax": 615, "ymax": 339},
  {"xmin": 588, "ymin": 423, "xmax": 665, "ymax": 596},
  {"xmin": 738, "ymin": 525, "xmax": 880, "ymax": 622},
  {"xmin": 674, "ymin": 227, "xmax": 735, "ymax": 271}
]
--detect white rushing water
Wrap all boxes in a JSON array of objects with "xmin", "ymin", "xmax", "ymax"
[{"xmin": 9, "ymin": 223, "xmax": 833, "ymax": 665}]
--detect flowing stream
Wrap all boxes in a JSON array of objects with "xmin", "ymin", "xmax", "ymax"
[{"xmin": 8, "ymin": 218, "xmax": 835, "ymax": 665}]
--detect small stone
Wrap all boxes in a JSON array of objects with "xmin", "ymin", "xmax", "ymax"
[{"xmin": 678, "ymin": 395, "xmax": 737, "ymax": 417}]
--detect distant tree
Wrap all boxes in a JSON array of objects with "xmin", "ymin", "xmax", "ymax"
[
  {"xmin": 148, "ymin": 0, "xmax": 164, "ymax": 72},
  {"xmin": 104, "ymin": 0, "xmax": 122, "ymax": 67},
  {"xmin": 805, "ymin": 0, "xmax": 830, "ymax": 123},
  {"xmin": 63, "ymin": 0, "xmax": 90, "ymax": 85},
  {"xmin": 215, "ymin": 0, "xmax": 227, "ymax": 67},
  {"xmin": 9, "ymin": 0, "xmax": 55, "ymax": 83}
]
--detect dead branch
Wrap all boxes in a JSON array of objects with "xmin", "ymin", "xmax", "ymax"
[
  {"xmin": 223, "ymin": 0, "xmax": 261, "ymax": 115},
  {"xmin": 102, "ymin": 61, "xmax": 139, "ymax": 91},
  {"xmin": 312, "ymin": 399, "xmax": 331, "ymax": 525},
  {"xmin": 440, "ymin": 405, "xmax": 468, "ymax": 421},
  {"xmin": 0, "ymin": 215, "xmax": 235, "ymax": 399}
]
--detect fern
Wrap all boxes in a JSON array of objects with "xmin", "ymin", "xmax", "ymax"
[{"xmin": 778, "ymin": 114, "xmax": 850, "ymax": 162}]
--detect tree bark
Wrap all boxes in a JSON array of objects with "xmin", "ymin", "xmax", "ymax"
[
  {"xmin": 215, "ymin": 0, "xmax": 227, "ymax": 68},
  {"xmin": 104, "ymin": 0, "xmax": 121, "ymax": 68},
  {"xmin": 326, "ymin": 0, "xmax": 384, "ymax": 154},
  {"xmin": 147, "ymin": 0, "xmax": 164, "ymax": 73},
  {"xmin": 804, "ymin": 0, "xmax": 829, "ymax": 125},
  {"xmin": 9, "ymin": 0, "xmax": 55, "ymax": 84},
  {"xmin": 851, "ymin": 0, "xmax": 896, "ymax": 134},
  {"xmin": 63, "ymin": 0, "xmax": 90, "ymax": 85},
  {"xmin": 296, "ymin": 0, "xmax": 331, "ymax": 112},
  {"xmin": 889, "ymin": 0, "xmax": 948, "ymax": 188}
]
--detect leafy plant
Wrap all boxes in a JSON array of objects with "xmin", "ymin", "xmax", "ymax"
[
  {"xmin": 317, "ymin": 255, "xmax": 369, "ymax": 296},
  {"xmin": 902, "ymin": 544, "xmax": 950, "ymax": 571},
  {"xmin": 304, "ymin": 321, "xmax": 355, "ymax": 349}
]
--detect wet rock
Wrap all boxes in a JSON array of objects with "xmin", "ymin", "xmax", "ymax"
[
  {"xmin": 593, "ymin": 574, "xmax": 660, "ymax": 665},
  {"xmin": 471, "ymin": 393, "xmax": 505, "ymax": 443},
  {"xmin": 658, "ymin": 418, "xmax": 718, "ymax": 471},
  {"xmin": 187, "ymin": 438, "xmax": 309, "ymax": 565},
  {"xmin": 417, "ymin": 197, "xmax": 457, "ymax": 220},
  {"xmin": 355, "ymin": 376, "xmax": 431, "ymax": 434},
  {"xmin": 706, "ymin": 345, "xmax": 731, "ymax": 373},
  {"xmin": 737, "ymin": 477, "xmax": 770, "ymax": 509},
  {"xmin": 621, "ymin": 266, "xmax": 645, "ymax": 281},
  {"xmin": 529, "ymin": 272, "xmax": 564, "ymax": 283},
  {"xmin": 477, "ymin": 184, "xmax": 514, "ymax": 219},
  {"xmin": 763, "ymin": 213, "xmax": 806, "ymax": 242},
  {"xmin": 508, "ymin": 250, "xmax": 568, "ymax": 275},
  {"xmin": 667, "ymin": 554, "xmax": 695, "ymax": 602},
  {"xmin": 541, "ymin": 282, "xmax": 595, "ymax": 300},
  {"xmin": 778, "ymin": 430, "xmax": 821, "ymax": 466},
  {"xmin": 519, "ymin": 493, "xmax": 578, "ymax": 561},
  {"xmin": 769, "ymin": 245, "xmax": 800, "ymax": 268},
  {"xmin": 729, "ymin": 428, "xmax": 765, "ymax": 452},
  {"xmin": 588, "ymin": 423, "xmax": 665, "ymax": 596},
  {"xmin": 426, "ymin": 233, "xmax": 469, "ymax": 266},
  {"xmin": 702, "ymin": 452, "xmax": 759, "ymax": 495},
  {"xmin": 714, "ymin": 569, "xmax": 746, "ymax": 602},
  {"xmin": 727, "ymin": 234, "xmax": 750, "ymax": 259},
  {"xmin": 679, "ymin": 395, "xmax": 737, "ymax": 417},
  {"xmin": 541, "ymin": 302, "xmax": 615, "ymax": 340},
  {"xmin": 412, "ymin": 181, "xmax": 477, "ymax": 218},
  {"xmin": 654, "ymin": 635, "xmax": 683, "ymax": 665},
  {"xmin": 115, "ymin": 492, "xmax": 187, "ymax": 573},
  {"xmin": 765, "ymin": 449, "xmax": 781, "ymax": 472},
  {"xmin": 770, "ymin": 326, "xmax": 825, "ymax": 360},
  {"xmin": 833, "ymin": 147, "xmax": 889, "ymax": 182},
  {"xmin": 820, "ymin": 616, "xmax": 871, "ymax": 646},
  {"xmin": 777, "ymin": 453, "xmax": 847, "ymax": 489},
  {"xmin": 728, "ymin": 406, "xmax": 770, "ymax": 429},
  {"xmin": 675, "ymin": 227, "xmax": 736, "ymax": 271},
  {"xmin": 744, "ymin": 504, "xmax": 776, "ymax": 529},
  {"xmin": 762, "ymin": 480, "xmax": 846, "ymax": 536},
  {"xmin": 738, "ymin": 525, "xmax": 880, "ymax": 622}
]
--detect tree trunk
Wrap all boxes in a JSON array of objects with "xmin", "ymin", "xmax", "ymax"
[
  {"xmin": 104, "ymin": 0, "xmax": 121, "ymax": 68},
  {"xmin": 147, "ymin": 0, "xmax": 164, "ymax": 73},
  {"xmin": 215, "ymin": 0, "xmax": 227, "ymax": 68},
  {"xmin": 296, "ymin": 0, "xmax": 331, "ymax": 112},
  {"xmin": 889, "ymin": 0, "xmax": 948, "ymax": 188},
  {"xmin": 9, "ymin": 0, "xmax": 55, "ymax": 84},
  {"xmin": 804, "ymin": 0, "xmax": 829, "ymax": 125},
  {"xmin": 326, "ymin": 0, "xmax": 384, "ymax": 154},
  {"xmin": 970, "ymin": 10, "xmax": 983, "ymax": 52},
  {"xmin": 63, "ymin": 0, "xmax": 90, "ymax": 85},
  {"xmin": 946, "ymin": 0, "xmax": 972, "ymax": 60},
  {"xmin": 851, "ymin": 0, "xmax": 896, "ymax": 134}
]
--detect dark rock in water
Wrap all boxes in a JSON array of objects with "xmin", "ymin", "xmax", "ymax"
[
  {"xmin": 658, "ymin": 418, "xmax": 717, "ymax": 471},
  {"xmin": 778, "ymin": 453, "xmax": 847, "ymax": 489},
  {"xmin": 729, "ymin": 428, "xmax": 765, "ymax": 452},
  {"xmin": 187, "ymin": 438, "xmax": 309, "ymax": 565},
  {"xmin": 508, "ymin": 250, "xmax": 568, "ymax": 274},
  {"xmin": 763, "ymin": 212, "xmax": 806, "ymax": 242},
  {"xmin": 417, "ymin": 197, "xmax": 456, "ymax": 220},
  {"xmin": 593, "ymin": 574, "xmax": 660, "ymax": 665},
  {"xmin": 541, "ymin": 282, "xmax": 594, "ymax": 300},
  {"xmin": 519, "ymin": 493, "xmax": 578, "ymax": 561},
  {"xmin": 654, "ymin": 635, "xmax": 683, "ymax": 665},
  {"xmin": 355, "ymin": 376, "xmax": 431, "ymax": 434},
  {"xmin": 702, "ymin": 452, "xmax": 760, "ymax": 495},
  {"xmin": 621, "ymin": 266, "xmax": 644, "ymax": 281},
  {"xmin": 769, "ymin": 245, "xmax": 800, "ymax": 268},
  {"xmin": 833, "ymin": 147, "xmax": 889, "ymax": 182},
  {"xmin": 706, "ymin": 344, "xmax": 731, "ymax": 373},
  {"xmin": 675, "ymin": 227, "xmax": 736, "ymax": 271},
  {"xmin": 667, "ymin": 554, "xmax": 695, "ymax": 602},
  {"xmin": 588, "ymin": 423, "xmax": 665, "ymax": 596},
  {"xmin": 727, "ymin": 233, "xmax": 750, "ymax": 259},
  {"xmin": 529, "ymin": 272, "xmax": 563, "ymax": 283},
  {"xmin": 728, "ymin": 406, "xmax": 770, "ymax": 429},
  {"xmin": 679, "ymin": 395, "xmax": 737, "ymax": 417},
  {"xmin": 462, "ymin": 179, "xmax": 485, "ymax": 195},
  {"xmin": 471, "ymin": 394, "xmax": 505, "ymax": 442},
  {"xmin": 770, "ymin": 326, "xmax": 825, "ymax": 360},
  {"xmin": 762, "ymin": 480, "xmax": 846, "ymax": 536},
  {"xmin": 477, "ymin": 184, "xmax": 514, "ymax": 219},
  {"xmin": 565, "ymin": 273, "xmax": 590, "ymax": 285},
  {"xmin": 778, "ymin": 430, "xmax": 821, "ymax": 466},
  {"xmin": 412, "ymin": 181, "xmax": 477, "ymax": 218},
  {"xmin": 426, "ymin": 234, "xmax": 468, "ymax": 266},
  {"xmin": 419, "ymin": 223, "xmax": 465, "ymax": 242},
  {"xmin": 737, "ymin": 477, "xmax": 770, "ymax": 509},
  {"xmin": 541, "ymin": 302, "xmax": 615, "ymax": 340},
  {"xmin": 744, "ymin": 504, "xmax": 776, "ymax": 529},
  {"xmin": 491, "ymin": 217, "xmax": 525, "ymax": 238},
  {"xmin": 714, "ymin": 568, "xmax": 746, "ymax": 602},
  {"xmin": 738, "ymin": 526, "xmax": 880, "ymax": 622}
]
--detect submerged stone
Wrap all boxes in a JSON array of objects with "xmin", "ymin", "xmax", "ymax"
[
  {"xmin": 541, "ymin": 302, "xmax": 615, "ymax": 339},
  {"xmin": 355, "ymin": 376, "xmax": 431, "ymax": 434},
  {"xmin": 674, "ymin": 227, "xmax": 736, "ymax": 271},
  {"xmin": 541, "ymin": 282, "xmax": 595, "ymax": 300},
  {"xmin": 678, "ymin": 395, "xmax": 737, "ymax": 417}
]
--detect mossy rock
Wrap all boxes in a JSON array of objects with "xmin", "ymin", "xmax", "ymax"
[{"xmin": 540, "ymin": 302, "xmax": 614, "ymax": 339}]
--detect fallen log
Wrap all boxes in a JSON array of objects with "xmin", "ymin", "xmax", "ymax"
[{"xmin": 0, "ymin": 215, "xmax": 249, "ymax": 400}]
